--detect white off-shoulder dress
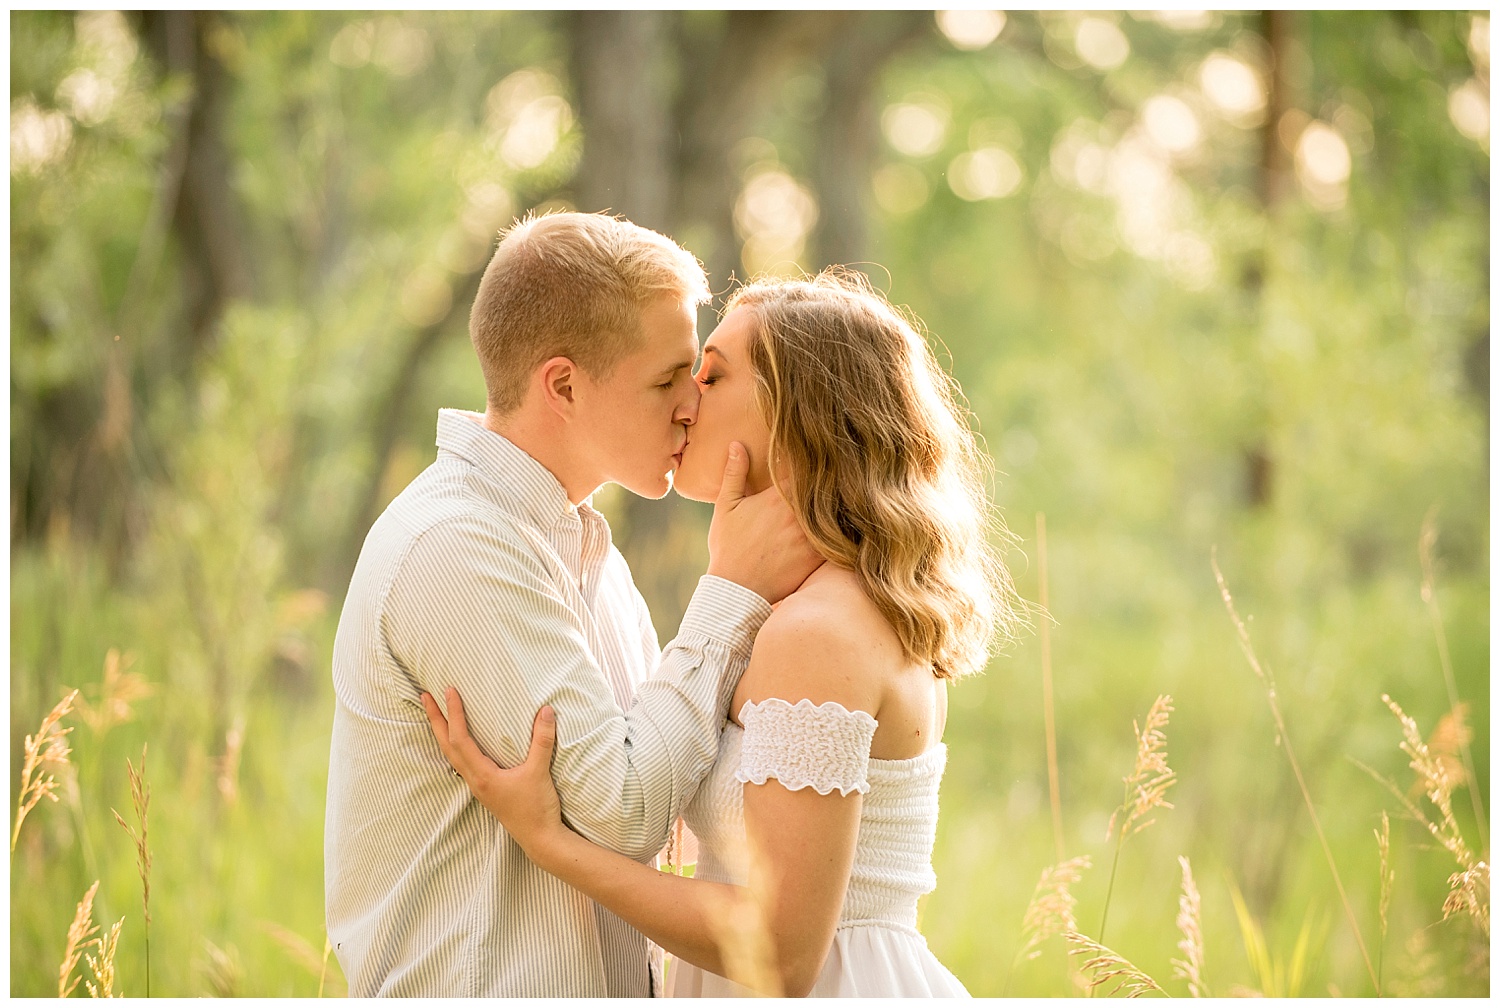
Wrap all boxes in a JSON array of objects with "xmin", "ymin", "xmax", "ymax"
[{"xmin": 666, "ymin": 698, "xmax": 970, "ymax": 998}]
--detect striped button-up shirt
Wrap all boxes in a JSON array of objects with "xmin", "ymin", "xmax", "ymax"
[{"xmin": 326, "ymin": 409, "xmax": 770, "ymax": 997}]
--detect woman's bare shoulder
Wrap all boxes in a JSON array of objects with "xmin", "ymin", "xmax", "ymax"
[{"xmin": 738, "ymin": 566, "xmax": 901, "ymax": 714}]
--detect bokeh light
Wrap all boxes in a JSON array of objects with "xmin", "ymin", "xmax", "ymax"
[
  {"xmin": 486, "ymin": 70, "xmax": 573, "ymax": 171},
  {"xmin": 735, "ymin": 167, "xmax": 819, "ymax": 275},
  {"xmin": 1468, "ymin": 15, "xmax": 1489, "ymax": 71},
  {"xmin": 1145, "ymin": 10, "xmax": 1215, "ymax": 32},
  {"xmin": 1075, "ymin": 17, "xmax": 1130, "ymax": 71},
  {"xmin": 460, "ymin": 181, "xmax": 515, "ymax": 241},
  {"xmin": 330, "ymin": 17, "xmax": 431, "ymax": 77},
  {"xmin": 1198, "ymin": 53, "xmax": 1265, "ymax": 122},
  {"xmin": 882, "ymin": 100, "xmax": 950, "ymax": 158},
  {"xmin": 1142, "ymin": 95, "xmax": 1201, "ymax": 155},
  {"xmin": 10, "ymin": 100, "xmax": 73, "ymax": 174},
  {"xmin": 1295, "ymin": 121, "xmax": 1352, "ymax": 210},
  {"xmin": 1447, "ymin": 79, "xmax": 1489, "ymax": 148},
  {"xmin": 56, "ymin": 69, "xmax": 118, "ymax": 127},
  {"xmin": 935, "ymin": 10, "xmax": 1006, "ymax": 51},
  {"xmin": 948, "ymin": 147, "xmax": 1023, "ymax": 201}
]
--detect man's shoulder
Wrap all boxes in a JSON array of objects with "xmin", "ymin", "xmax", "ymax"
[{"xmin": 375, "ymin": 455, "xmax": 544, "ymax": 558}]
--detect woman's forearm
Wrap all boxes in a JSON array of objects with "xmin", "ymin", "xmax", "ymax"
[{"xmin": 531, "ymin": 827, "xmax": 754, "ymax": 983}]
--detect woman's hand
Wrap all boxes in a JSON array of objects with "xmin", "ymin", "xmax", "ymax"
[{"xmin": 421, "ymin": 687, "xmax": 566, "ymax": 856}]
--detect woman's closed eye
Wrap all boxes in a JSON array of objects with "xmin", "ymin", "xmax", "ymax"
[{"xmin": 696, "ymin": 373, "xmax": 720, "ymax": 388}]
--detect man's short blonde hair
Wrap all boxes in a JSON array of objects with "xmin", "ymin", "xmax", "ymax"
[{"xmin": 469, "ymin": 211, "xmax": 711, "ymax": 413}]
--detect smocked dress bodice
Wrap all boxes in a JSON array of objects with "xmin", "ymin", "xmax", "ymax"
[{"xmin": 667, "ymin": 698, "xmax": 969, "ymax": 998}]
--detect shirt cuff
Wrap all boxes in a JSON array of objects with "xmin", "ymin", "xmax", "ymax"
[{"xmin": 676, "ymin": 575, "xmax": 774, "ymax": 657}]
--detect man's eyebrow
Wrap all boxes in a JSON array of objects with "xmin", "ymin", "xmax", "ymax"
[{"xmin": 656, "ymin": 358, "xmax": 697, "ymax": 378}]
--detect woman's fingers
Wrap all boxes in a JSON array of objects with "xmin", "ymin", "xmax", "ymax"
[
  {"xmin": 528, "ymin": 706, "xmax": 557, "ymax": 767},
  {"xmin": 421, "ymin": 691, "xmax": 454, "ymax": 758},
  {"xmin": 445, "ymin": 686, "xmax": 469, "ymax": 746},
  {"xmin": 424, "ymin": 688, "xmax": 555, "ymax": 780}
]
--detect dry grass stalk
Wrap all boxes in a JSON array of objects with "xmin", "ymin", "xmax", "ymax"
[
  {"xmin": 85, "ymin": 916, "xmax": 124, "ymax": 997},
  {"xmin": 1442, "ymin": 861, "xmax": 1489, "ymax": 937},
  {"xmin": 1108, "ymin": 695, "xmax": 1177, "ymax": 843},
  {"xmin": 73, "ymin": 648, "xmax": 153, "ymax": 735},
  {"xmin": 260, "ymin": 921, "xmax": 347, "ymax": 996},
  {"xmin": 1418, "ymin": 511, "xmax": 1487, "ymax": 850},
  {"xmin": 13, "ymin": 688, "xmax": 80, "ymax": 853},
  {"xmin": 1381, "ymin": 694, "xmax": 1471, "ymax": 869},
  {"xmin": 707, "ymin": 888, "xmax": 783, "ymax": 997},
  {"xmin": 1018, "ymin": 855, "xmax": 1092, "ymax": 961},
  {"xmin": 702, "ymin": 831, "xmax": 783, "ymax": 996},
  {"xmin": 203, "ymin": 939, "xmax": 243, "ymax": 998},
  {"xmin": 59, "ymin": 880, "xmax": 102, "ymax": 997},
  {"xmin": 216, "ymin": 716, "xmax": 246, "ymax": 804},
  {"xmin": 319, "ymin": 933, "xmax": 335, "ymax": 998},
  {"xmin": 1427, "ymin": 704, "xmax": 1471, "ymax": 800},
  {"xmin": 1375, "ymin": 811, "xmax": 1393, "ymax": 993},
  {"xmin": 1036, "ymin": 512, "xmax": 1065, "ymax": 864},
  {"xmin": 111, "ymin": 745, "xmax": 152, "ymax": 996},
  {"xmin": 1171, "ymin": 856, "xmax": 1209, "ymax": 997},
  {"xmin": 1098, "ymin": 695, "xmax": 1175, "ymax": 946},
  {"xmin": 1356, "ymin": 754, "xmax": 1490, "ymax": 942},
  {"xmin": 1064, "ymin": 931, "xmax": 1165, "ymax": 998},
  {"xmin": 1212, "ymin": 553, "xmax": 1378, "ymax": 992}
]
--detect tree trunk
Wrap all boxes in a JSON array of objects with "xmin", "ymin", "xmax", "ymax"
[
  {"xmin": 810, "ymin": 12, "xmax": 929, "ymax": 271},
  {"xmin": 139, "ymin": 11, "xmax": 258, "ymax": 360}
]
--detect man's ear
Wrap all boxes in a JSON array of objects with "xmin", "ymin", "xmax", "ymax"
[{"xmin": 537, "ymin": 356, "xmax": 579, "ymax": 419}]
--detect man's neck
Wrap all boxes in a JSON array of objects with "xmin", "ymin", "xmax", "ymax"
[{"xmin": 482, "ymin": 406, "xmax": 600, "ymax": 506}]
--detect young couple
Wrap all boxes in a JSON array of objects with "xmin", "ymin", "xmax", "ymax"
[{"xmin": 325, "ymin": 212, "xmax": 1018, "ymax": 997}]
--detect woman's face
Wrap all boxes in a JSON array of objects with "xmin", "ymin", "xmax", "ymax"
[{"xmin": 671, "ymin": 306, "xmax": 774, "ymax": 503}]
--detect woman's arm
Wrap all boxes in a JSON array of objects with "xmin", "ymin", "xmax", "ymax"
[
  {"xmin": 423, "ymin": 605, "xmax": 877, "ymax": 997},
  {"xmin": 423, "ymin": 690, "xmax": 765, "ymax": 986}
]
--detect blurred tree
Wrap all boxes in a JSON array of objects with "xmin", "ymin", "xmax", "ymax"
[{"xmin": 563, "ymin": 10, "xmax": 929, "ymax": 628}]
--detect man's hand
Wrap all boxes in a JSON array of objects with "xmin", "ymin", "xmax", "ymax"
[{"xmin": 705, "ymin": 442, "xmax": 823, "ymax": 604}]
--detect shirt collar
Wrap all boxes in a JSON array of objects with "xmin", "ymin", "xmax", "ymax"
[{"xmin": 435, "ymin": 408, "xmax": 587, "ymax": 528}]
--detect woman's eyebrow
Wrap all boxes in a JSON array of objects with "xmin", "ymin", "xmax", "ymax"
[{"xmin": 701, "ymin": 345, "xmax": 728, "ymax": 365}]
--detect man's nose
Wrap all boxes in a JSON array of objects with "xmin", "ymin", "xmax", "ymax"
[{"xmin": 676, "ymin": 382, "xmax": 701, "ymax": 425}]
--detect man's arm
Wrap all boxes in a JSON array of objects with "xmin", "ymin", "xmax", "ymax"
[{"xmin": 384, "ymin": 513, "xmax": 765, "ymax": 862}]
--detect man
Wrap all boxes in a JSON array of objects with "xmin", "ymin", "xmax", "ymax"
[{"xmin": 324, "ymin": 212, "xmax": 819, "ymax": 996}]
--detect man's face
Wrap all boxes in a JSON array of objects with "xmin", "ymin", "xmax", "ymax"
[{"xmin": 573, "ymin": 295, "xmax": 701, "ymax": 500}]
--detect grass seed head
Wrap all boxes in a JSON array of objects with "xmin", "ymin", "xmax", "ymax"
[
  {"xmin": 1171, "ymin": 855, "xmax": 1210, "ymax": 997},
  {"xmin": 58, "ymin": 880, "xmax": 101, "ymax": 998},
  {"xmin": 1443, "ymin": 861, "xmax": 1489, "ymax": 937},
  {"xmin": 73, "ymin": 648, "xmax": 153, "ymax": 735},
  {"xmin": 84, "ymin": 916, "xmax": 124, "ymax": 998},
  {"xmin": 1065, "ymin": 930, "xmax": 1165, "ymax": 998},
  {"xmin": 13, "ymin": 689, "xmax": 80, "ymax": 852},
  {"xmin": 1376, "ymin": 812, "xmax": 1393, "ymax": 939},
  {"xmin": 1109, "ymin": 694, "xmax": 1177, "ymax": 842},
  {"xmin": 1382, "ymin": 694, "xmax": 1472, "ymax": 868},
  {"xmin": 1019, "ymin": 855, "xmax": 1092, "ymax": 959},
  {"xmin": 111, "ymin": 745, "xmax": 153, "ymax": 928}
]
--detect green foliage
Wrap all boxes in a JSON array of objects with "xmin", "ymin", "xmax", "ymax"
[{"xmin": 11, "ymin": 10, "xmax": 1487, "ymax": 996}]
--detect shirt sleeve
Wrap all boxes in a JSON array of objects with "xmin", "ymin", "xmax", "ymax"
[{"xmin": 382, "ymin": 513, "xmax": 769, "ymax": 861}]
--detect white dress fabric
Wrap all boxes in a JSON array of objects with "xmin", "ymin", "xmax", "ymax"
[{"xmin": 667, "ymin": 698, "xmax": 970, "ymax": 998}]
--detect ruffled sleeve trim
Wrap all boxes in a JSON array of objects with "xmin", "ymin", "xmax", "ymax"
[{"xmin": 732, "ymin": 697, "xmax": 877, "ymax": 797}]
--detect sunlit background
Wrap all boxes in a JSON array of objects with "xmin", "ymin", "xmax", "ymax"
[{"xmin": 11, "ymin": 11, "xmax": 1489, "ymax": 997}]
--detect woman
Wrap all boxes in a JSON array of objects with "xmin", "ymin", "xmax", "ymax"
[{"xmin": 424, "ymin": 270, "xmax": 1020, "ymax": 996}]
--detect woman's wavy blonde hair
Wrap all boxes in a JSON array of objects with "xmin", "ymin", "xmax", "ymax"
[{"xmin": 725, "ymin": 269, "xmax": 1022, "ymax": 679}]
